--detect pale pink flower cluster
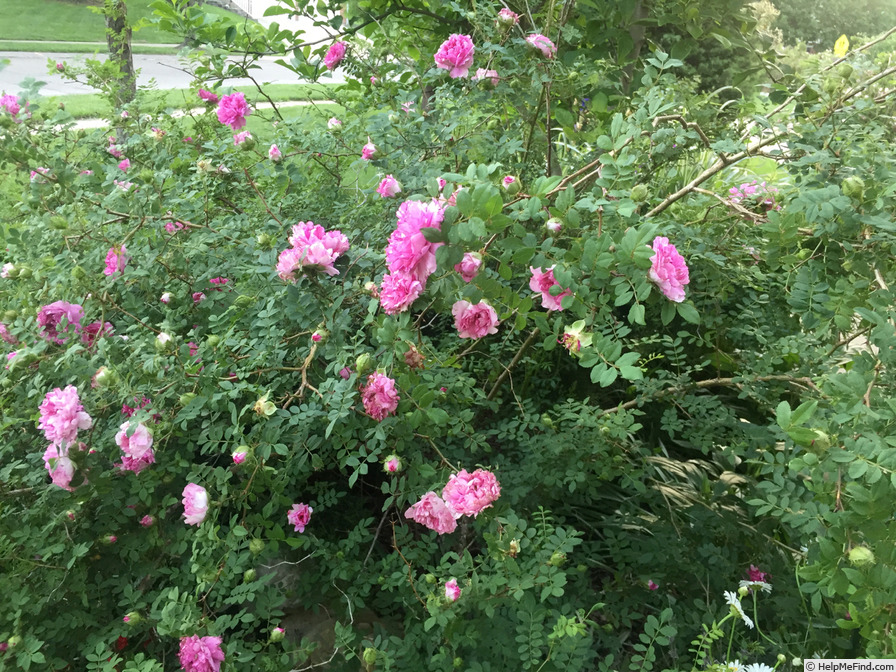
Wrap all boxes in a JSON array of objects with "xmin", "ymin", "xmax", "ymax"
[
  {"xmin": 376, "ymin": 175, "xmax": 402, "ymax": 198},
  {"xmin": 434, "ymin": 34, "xmax": 475, "ymax": 78},
  {"xmin": 472, "ymin": 68, "xmax": 500, "ymax": 87},
  {"xmin": 104, "ymin": 245, "xmax": 128, "ymax": 276},
  {"xmin": 39, "ymin": 385, "xmax": 92, "ymax": 490},
  {"xmin": 116, "ymin": 421, "xmax": 154, "ymax": 474},
  {"xmin": 216, "ymin": 92, "xmax": 250, "ymax": 130},
  {"xmin": 287, "ymin": 502, "xmax": 313, "ymax": 532},
  {"xmin": 324, "ymin": 41, "xmax": 347, "ymax": 70},
  {"xmin": 526, "ymin": 33, "xmax": 557, "ymax": 58},
  {"xmin": 198, "ymin": 89, "xmax": 219, "ymax": 103},
  {"xmin": 648, "ymin": 237, "xmax": 689, "ymax": 303},
  {"xmin": 0, "ymin": 93, "xmax": 20, "ymax": 117},
  {"xmin": 729, "ymin": 180, "xmax": 780, "ymax": 211},
  {"xmin": 361, "ymin": 137, "xmax": 377, "ymax": 160},
  {"xmin": 182, "ymin": 483, "xmax": 209, "ymax": 526},
  {"xmin": 452, "ymin": 300, "xmax": 499, "ymax": 339},
  {"xmin": 454, "ymin": 252, "xmax": 482, "ymax": 282},
  {"xmin": 497, "ymin": 7, "xmax": 520, "ymax": 26},
  {"xmin": 529, "ymin": 267, "xmax": 572, "ymax": 311},
  {"xmin": 445, "ymin": 578, "xmax": 461, "ymax": 601},
  {"xmin": 405, "ymin": 468, "xmax": 501, "ymax": 534},
  {"xmin": 178, "ymin": 635, "xmax": 225, "ymax": 672},
  {"xmin": 276, "ymin": 221, "xmax": 350, "ymax": 280},
  {"xmin": 379, "ymin": 199, "xmax": 445, "ymax": 314},
  {"xmin": 37, "ymin": 301, "xmax": 83, "ymax": 343},
  {"xmin": 442, "ymin": 468, "xmax": 501, "ymax": 517},
  {"xmin": 361, "ymin": 372, "xmax": 400, "ymax": 421}
]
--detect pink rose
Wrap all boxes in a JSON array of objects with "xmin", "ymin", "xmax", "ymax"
[
  {"xmin": 182, "ymin": 483, "xmax": 209, "ymax": 526},
  {"xmin": 198, "ymin": 88, "xmax": 219, "ymax": 103},
  {"xmin": 445, "ymin": 578, "xmax": 461, "ymax": 601},
  {"xmin": 140, "ymin": 515, "xmax": 155, "ymax": 527},
  {"xmin": 648, "ymin": 236, "xmax": 689, "ymax": 303},
  {"xmin": 452, "ymin": 300, "xmax": 499, "ymax": 339},
  {"xmin": 526, "ymin": 33, "xmax": 557, "ymax": 58},
  {"xmin": 454, "ymin": 252, "xmax": 482, "ymax": 283},
  {"xmin": 385, "ymin": 199, "xmax": 445, "ymax": 284},
  {"xmin": 118, "ymin": 158, "xmax": 130, "ymax": 171},
  {"xmin": 178, "ymin": 635, "xmax": 225, "ymax": 672},
  {"xmin": 324, "ymin": 41, "xmax": 347, "ymax": 70},
  {"xmin": 442, "ymin": 468, "xmax": 501, "ymax": 517},
  {"xmin": 472, "ymin": 68, "xmax": 500, "ymax": 88},
  {"xmin": 277, "ymin": 221, "xmax": 350, "ymax": 280},
  {"xmin": 232, "ymin": 450, "xmax": 247, "ymax": 464},
  {"xmin": 404, "ymin": 491, "xmax": 457, "ymax": 534},
  {"xmin": 269, "ymin": 144, "xmax": 282, "ymax": 162},
  {"xmin": 385, "ymin": 455, "xmax": 401, "ymax": 473},
  {"xmin": 116, "ymin": 421, "xmax": 155, "ymax": 474},
  {"xmin": 529, "ymin": 266, "xmax": 573, "ymax": 311},
  {"xmin": 361, "ymin": 372, "xmax": 400, "ymax": 421},
  {"xmin": 497, "ymin": 7, "xmax": 520, "ymax": 26},
  {"xmin": 379, "ymin": 272, "xmax": 424, "ymax": 314},
  {"xmin": 434, "ymin": 34, "xmax": 475, "ymax": 78},
  {"xmin": 545, "ymin": 217, "xmax": 562, "ymax": 233},
  {"xmin": 104, "ymin": 244, "xmax": 128, "ymax": 276},
  {"xmin": 376, "ymin": 175, "xmax": 402, "ymax": 198},
  {"xmin": 0, "ymin": 323, "xmax": 16, "ymax": 345},
  {"xmin": 193, "ymin": 292, "xmax": 206, "ymax": 304},
  {"xmin": 216, "ymin": 92, "xmax": 250, "ymax": 130},
  {"xmin": 37, "ymin": 301, "xmax": 84, "ymax": 343},
  {"xmin": 1, "ymin": 262, "xmax": 13, "ymax": 278},
  {"xmin": 233, "ymin": 131, "xmax": 252, "ymax": 145},
  {"xmin": 39, "ymin": 385, "xmax": 92, "ymax": 445},
  {"xmin": 361, "ymin": 137, "xmax": 377, "ymax": 160},
  {"xmin": 160, "ymin": 292, "xmax": 171, "ymax": 304},
  {"xmin": 287, "ymin": 502, "xmax": 313, "ymax": 532},
  {"xmin": 0, "ymin": 93, "xmax": 21, "ymax": 117},
  {"xmin": 43, "ymin": 443, "xmax": 75, "ymax": 490},
  {"xmin": 81, "ymin": 320, "xmax": 113, "ymax": 348}
]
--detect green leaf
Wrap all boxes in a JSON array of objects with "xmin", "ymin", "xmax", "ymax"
[
  {"xmin": 776, "ymin": 401, "xmax": 791, "ymax": 428},
  {"xmin": 676, "ymin": 302, "xmax": 700, "ymax": 324}
]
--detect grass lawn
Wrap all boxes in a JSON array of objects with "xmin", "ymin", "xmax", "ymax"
[
  {"xmin": 0, "ymin": 0, "xmax": 244, "ymax": 44},
  {"xmin": 47, "ymin": 83, "xmax": 339, "ymax": 118},
  {"xmin": 0, "ymin": 40, "xmax": 179, "ymax": 54}
]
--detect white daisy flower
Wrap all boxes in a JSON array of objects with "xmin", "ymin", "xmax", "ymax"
[
  {"xmin": 745, "ymin": 664, "xmax": 775, "ymax": 672},
  {"xmin": 724, "ymin": 590, "xmax": 755, "ymax": 629},
  {"xmin": 727, "ymin": 661, "xmax": 744, "ymax": 672},
  {"xmin": 739, "ymin": 580, "xmax": 773, "ymax": 594}
]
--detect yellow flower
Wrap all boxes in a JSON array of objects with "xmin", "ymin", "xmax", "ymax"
[{"xmin": 834, "ymin": 34, "xmax": 850, "ymax": 58}]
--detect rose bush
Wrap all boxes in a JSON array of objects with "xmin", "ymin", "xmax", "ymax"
[{"xmin": 2, "ymin": 0, "xmax": 896, "ymax": 670}]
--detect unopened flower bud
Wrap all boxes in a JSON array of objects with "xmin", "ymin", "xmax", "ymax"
[
  {"xmin": 362, "ymin": 647, "xmax": 378, "ymax": 666},
  {"xmin": 155, "ymin": 332, "xmax": 173, "ymax": 352},
  {"xmin": 17, "ymin": 265, "xmax": 32, "ymax": 279},
  {"xmin": 249, "ymin": 538, "xmax": 265, "ymax": 555},
  {"xmin": 424, "ymin": 573, "xmax": 437, "ymax": 584},
  {"xmin": 179, "ymin": 392, "xmax": 197, "ymax": 407},
  {"xmin": 508, "ymin": 539, "xmax": 520, "ymax": 557},
  {"xmin": 270, "ymin": 626, "xmax": 285, "ymax": 643},
  {"xmin": 103, "ymin": 534, "xmax": 117, "ymax": 545},
  {"xmin": 123, "ymin": 612, "xmax": 141, "ymax": 625},
  {"xmin": 502, "ymin": 175, "xmax": 521, "ymax": 195},
  {"xmin": 3, "ymin": 310, "xmax": 17, "ymax": 322},
  {"xmin": 545, "ymin": 217, "xmax": 562, "ymax": 233},
  {"xmin": 738, "ymin": 586, "xmax": 749, "ymax": 597},
  {"xmin": 548, "ymin": 551, "xmax": 566, "ymax": 567},
  {"xmin": 630, "ymin": 184, "xmax": 649, "ymax": 202},
  {"xmin": 94, "ymin": 366, "xmax": 117, "ymax": 388},
  {"xmin": 312, "ymin": 329, "xmax": 328, "ymax": 344},
  {"xmin": 384, "ymin": 454, "xmax": 402, "ymax": 473},
  {"xmin": 842, "ymin": 176, "xmax": 865, "ymax": 200},
  {"xmin": 848, "ymin": 546, "xmax": 875, "ymax": 567},
  {"xmin": 65, "ymin": 510, "xmax": 76, "ymax": 521},
  {"xmin": 50, "ymin": 216, "xmax": 68, "ymax": 230},
  {"xmin": 355, "ymin": 353, "xmax": 374, "ymax": 375},
  {"xmin": 244, "ymin": 568, "xmax": 257, "ymax": 582}
]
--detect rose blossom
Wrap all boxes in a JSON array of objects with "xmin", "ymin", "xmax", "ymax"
[
  {"xmin": 361, "ymin": 137, "xmax": 377, "ymax": 160},
  {"xmin": 529, "ymin": 266, "xmax": 573, "ymax": 311},
  {"xmin": 445, "ymin": 578, "xmax": 461, "ymax": 602},
  {"xmin": 104, "ymin": 244, "xmax": 128, "ymax": 276},
  {"xmin": 385, "ymin": 199, "xmax": 445, "ymax": 284},
  {"xmin": 324, "ymin": 41, "xmax": 347, "ymax": 70},
  {"xmin": 1, "ymin": 262, "xmax": 13, "ymax": 278},
  {"xmin": 39, "ymin": 385, "xmax": 92, "ymax": 444},
  {"xmin": 140, "ymin": 515, "xmax": 155, "ymax": 527},
  {"xmin": 379, "ymin": 273, "xmax": 423, "ymax": 314},
  {"xmin": 376, "ymin": 175, "xmax": 402, "ymax": 198},
  {"xmin": 160, "ymin": 292, "xmax": 171, "ymax": 304},
  {"xmin": 43, "ymin": 443, "xmax": 75, "ymax": 490},
  {"xmin": 116, "ymin": 421, "xmax": 155, "ymax": 474},
  {"xmin": 118, "ymin": 158, "xmax": 130, "ymax": 171},
  {"xmin": 198, "ymin": 88, "xmax": 219, "ymax": 103},
  {"xmin": 37, "ymin": 301, "xmax": 84, "ymax": 343},
  {"xmin": 276, "ymin": 221, "xmax": 350, "ymax": 280},
  {"xmin": 269, "ymin": 144, "xmax": 282, "ymax": 162},
  {"xmin": 648, "ymin": 236, "xmax": 689, "ymax": 303},
  {"xmin": 233, "ymin": 131, "xmax": 252, "ymax": 145},
  {"xmin": 434, "ymin": 34, "xmax": 475, "ymax": 78},
  {"xmin": 0, "ymin": 323, "xmax": 17, "ymax": 345},
  {"xmin": 497, "ymin": 7, "xmax": 520, "ymax": 26},
  {"xmin": 545, "ymin": 217, "xmax": 562, "ymax": 232},
  {"xmin": 404, "ymin": 491, "xmax": 457, "ymax": 534},
  {"xmin": 178, "ymin": 635, "xmax": 225, "ymax": 672},
  {"xmin": 452, "ymin": 300, "xmax": 499, "ymax": 339},
  {"xmin": 287, "ymin": 502, "xmax": 313, "ymax": 532},
  {"xmin": 81, "ymin": 321, "xmax": 113, "ymax": 348},
  {"xmin": 385, "ymin": 455, "xmax": 401, "ymax": 473},
  {"xmin": 216, "ymin": 92, "xmax": 250, "ymax": 130},
  {"xmin": 472, "ymin": 68, "xmax": 500, "ymax": 87},
  {"xmin": 0, "ymin": 93, "xmax": 21, "ymax": 117},
  {"xmin": 526, "ymin": 33, "xmax": 557, "ymax": 58},
  {"xmin": 232, "ymin": 449, "xmax": 247, "ymax": 464},
  {"xmin": 361, "ymin": 372, "xmax": 400, "ymax": 421},
  {"xmin": 442, "ymin": 468, "xmax": 501, "ymax": 517},
  {"xmin": 327, "ymin": 117, "xmax": 342, "ymax": 131},
  {"xmin": 182, "ymin": 483, "xmax": 209, "ymax": 526},
  {"xmin": 455, "ymin": 252, "xmax": 482, "ymax": 283},
  {"xmin": 193, "ymin": 292, "xmax": 206, "ymax": 304}
]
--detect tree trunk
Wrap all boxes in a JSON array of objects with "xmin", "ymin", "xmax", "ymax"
[
  {"xmin": 105, "ymin": 0, "xmax": 136, "ymax": 107},
  {"xmin": 621, "ymin": 0, "xmax": 649, "ymax": 94}
]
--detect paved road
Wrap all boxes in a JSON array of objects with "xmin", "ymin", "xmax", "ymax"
[{"xmin": 0, "ymin": 50, "xmax": 343, "ymax": 96}]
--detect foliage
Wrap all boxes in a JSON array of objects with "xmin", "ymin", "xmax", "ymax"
[{"xmin": 2, "ymin": 1, "xmax": 896, "ymax": 670}]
